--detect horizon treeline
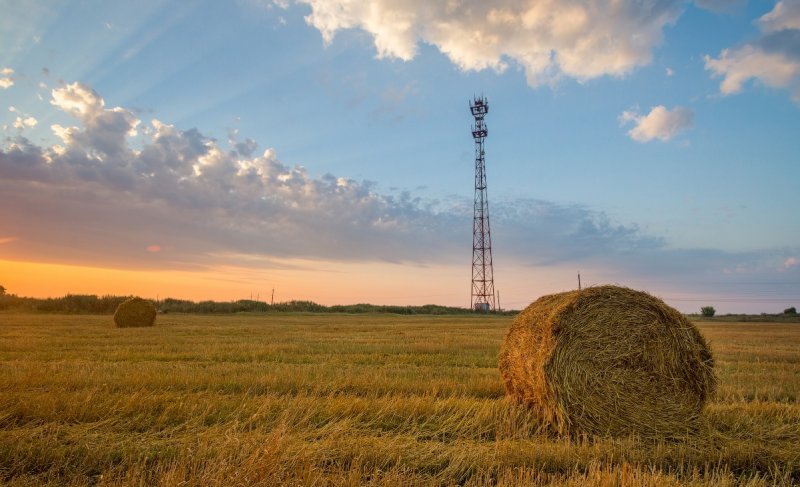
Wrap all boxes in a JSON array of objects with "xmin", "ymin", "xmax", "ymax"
[
  {"xmin": 0, "ymin": 292, "xmax": 796, "ymax": 320},
  {"xmin": 0, "ymin": 293, "xmax": 517, "ymax": 315}
]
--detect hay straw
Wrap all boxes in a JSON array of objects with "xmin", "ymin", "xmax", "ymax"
[
  {"xmin": 499, "ymin": 285, "xmax": 715, "ymax": 438},
  {"xmin": 113, "ymin": 297, "xmax": 157, "ymax": 328}
]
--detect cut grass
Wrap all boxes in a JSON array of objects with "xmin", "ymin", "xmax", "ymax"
[{"xmin": 0, "ymin": 313, "xmax": 798, "ymax": 485}]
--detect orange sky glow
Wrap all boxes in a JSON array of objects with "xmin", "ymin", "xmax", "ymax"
[{"xmin": 0, "ymin": 257, "xmax": 579, "ymax": 309}]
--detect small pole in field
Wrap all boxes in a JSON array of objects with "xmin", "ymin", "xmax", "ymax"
[
  {"xmin": 578, "ymin": 273, "xmax": 582, "ymax": 291},
  {"xmin": 271, "ymin": 288, "xmax": 275, "ymax": 306}
]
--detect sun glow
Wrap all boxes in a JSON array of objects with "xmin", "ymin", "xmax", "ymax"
[{"xmin": 1, "ymin": 256, "xmax": 589, "ymax": 310}]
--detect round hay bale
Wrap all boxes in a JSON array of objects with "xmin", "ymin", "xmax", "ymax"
[
  {"xmin": 113, "ymin": 297, "xmax": 157, "ymax": 328},
  {"xmin": 498, "ymin": 285, "xmax": 715, "ymax": 438}
]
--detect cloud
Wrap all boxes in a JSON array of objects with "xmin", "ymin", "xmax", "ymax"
[
  {"xmin": 0, "ymin": 79, "xmax": 795, "ymax": 295},
  {"xmin": 49, "ymin": 83, "xmax": 140, "ymax": 158},
  {"xmin": 491, "ymin": 197, "xmax": 666, "ymax": 267},
  {"xmin": 706, "ymin": 42, "xmax": 800, "ymax": 100},
  {"xmin": 1, "ymin": 82, "xmax": 459, "ymax": 268},
  {"xmin": 0, "ymin": 79, "xmax": 674, "ymax": 273},
  {"xmin": 705, "ymin": 1, "xmax": 800, "ymax": 102},
  {"xmin": 0, "ymin": 68, "xmax": 13, "ymax": 89},
  {"xmin": 619, "ymin": 105, "xmax": 694, "ymax": 142},
  {"xmin": 227, "ymin": 128, "xmax": 259, "ymax": 157},
  {"xmin": 13, "ymin": 116, "xmax": 38, "ymax": 129},
  {"xmin": 758, "ymin": 0, "xmax": 800, "ymax": 32},
  {"xmin": 297, "ymin": 0, "xmax": 685, "ymax": 87},
  {"xmin": 785, "ymin": 256, "xmax": 798, "ymax": 269}
]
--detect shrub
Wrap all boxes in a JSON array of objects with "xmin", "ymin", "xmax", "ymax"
[{"xmin": 701, "ymin": 306, "xmax": 716, "ymax": 317}]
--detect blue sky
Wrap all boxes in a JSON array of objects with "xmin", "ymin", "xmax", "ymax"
[{"xmin": 1, "ymin": 0, "xmax": 799, "ymax": 312}]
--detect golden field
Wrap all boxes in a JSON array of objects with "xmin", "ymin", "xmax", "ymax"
[{"xmin": 0, "ymin": 313, "xmax": 798, "ymax": 486}]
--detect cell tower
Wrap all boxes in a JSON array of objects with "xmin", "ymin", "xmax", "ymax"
[{"xmin": 469, "ymin": 96, "xmax": 496, "ymax": 312}]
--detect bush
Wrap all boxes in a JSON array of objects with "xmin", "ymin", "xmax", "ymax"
[
  {"xmin": 701, "ymin": 306, "xmax": 716, "ymax": 317},
  {"xmin": 784, "ymin": 307, "xmax": 797, "ymax": 316}
]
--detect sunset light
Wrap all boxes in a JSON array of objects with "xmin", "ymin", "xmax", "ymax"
[{"xmin": 1, "ymin": 0, "xmax": 798, "ymax": 313}]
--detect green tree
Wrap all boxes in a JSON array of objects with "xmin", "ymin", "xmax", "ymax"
[
  {"xmin": 784, "ymin": 307, "xmax": 797, "ymax": 315},
  {"xmin": 700, "ymin": 306, "xmax": 716, "ymax": 317}
]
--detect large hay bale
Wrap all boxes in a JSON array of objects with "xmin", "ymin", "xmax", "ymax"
[
  {"xmin": 113, "ymin": 297, "xmax": 157, "ymax": 328},
  {"xmin": 499, "ymin": 285, "xmax": 715, "ymax": 438}
]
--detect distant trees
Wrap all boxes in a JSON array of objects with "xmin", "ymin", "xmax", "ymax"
[
  {"xmin": 0, "ymin": 294, "xmax": 491, "ymax": 315},
  {"xmin": 701, "ymin": 306, "xmax": 716, "ymax": 317},
  {"xmin": 0, "ymin": 284, "xmax": 5, "ymax": 296},
  {"xmin": 785, "ymin": 307, "xmax": 797, "ymax": 316}
]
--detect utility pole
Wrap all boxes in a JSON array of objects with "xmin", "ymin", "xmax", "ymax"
[{"xmin": 578, "ymin": 273, "xmax": 582, "ymax": 291}]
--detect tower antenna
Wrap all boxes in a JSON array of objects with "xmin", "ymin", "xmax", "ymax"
[{"xmin": 469, "ymin": 95, "xmax": 496, "ymax": 312}]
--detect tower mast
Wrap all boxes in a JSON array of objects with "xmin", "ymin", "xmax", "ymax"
[{"xmin": 469, "ymin": 96, "xmax": 495, "ymax": 312}]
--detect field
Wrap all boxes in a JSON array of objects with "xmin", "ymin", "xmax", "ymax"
[{"xmin": 0, "ymin": 313, "xmax": 798, "ymax": 486}]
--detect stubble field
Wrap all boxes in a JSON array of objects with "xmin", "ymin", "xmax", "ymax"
[{"xmin": 0, "ymin": 313, "xmax": 798, "ymax": 486}]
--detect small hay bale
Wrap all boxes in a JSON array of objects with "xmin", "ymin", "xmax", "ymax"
[
  {"xmin": 498, "ymin": 285, "xmax": 715, "ymax": 438},
  {"xmin": 113, "ymin": 297, "xmax": 157, "ymax": 328}
]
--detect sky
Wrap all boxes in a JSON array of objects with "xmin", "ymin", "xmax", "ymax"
[{"xmin": 1, "ymin": 0, "xmax": 798, "ymax": 313}]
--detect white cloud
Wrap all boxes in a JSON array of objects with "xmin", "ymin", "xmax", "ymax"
[
  {"xmin": 785, "ymin": 256, "xmax": 798, "ymax": 269},
  {"xmin": 706, "ymin": 1, "xmax": 800, "ymax": 102},
  {"xmin": 0, "ymin": 68, "xmax": 14, "ymax": 89},
  {"xmin": 620, "ymin": 105, "xmax": 694, "ymax": 142},
  {"xmin": 1, "ymin": 79, "xmax": 678, "ymax": 270},
  {"xmin": 666, "ymin": 67, "xmax": 674, "ymax": 76},
  {"xmin": 51, "ymin": 83, "xmax": 107, "ymax": 121},
  {"xmin": 13, "ymin": 116, "xmax": 37, "ymax": 129},
  {"xmin": 2, "ymin": 83, "xmax": 457, "ymax": 265},
  {"xmin": 298, "ymin": 0, "xmax": 683, "ymax": 87},
  {"xmin": 50, "ymin": 83, "xmax": 140, "ymax": 157},
  {"xmin": 2, "ymin": 79, "xmax": 798, "ymax": 312},
  {"xmin": 705, "ymin": 45, "xmax": 800, "ymax": 100},
  {"xmin": 758, "ymin": 0, "xmax": 800, "ymax": 33}
]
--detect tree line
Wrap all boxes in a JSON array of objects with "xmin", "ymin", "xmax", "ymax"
[{"xmin": 0, "ymin": 291, "xmax": 514, "ymax": 315}]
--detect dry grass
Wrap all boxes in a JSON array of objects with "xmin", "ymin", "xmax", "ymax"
[
  {"xmin": 499, "ymin": 286, "xmax": 716, "ymax": 438},
  {"xmin": 113, "ymin": 297, "xmax": 156, "ymax": 328},
  {"xmin": 0, "ymin": 312, "xmax": 798, "ymax": 485}
]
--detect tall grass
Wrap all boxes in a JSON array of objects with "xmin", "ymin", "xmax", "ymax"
[{"xmin": 0, "ymin": 313, "xmax": 798, "ymax": 485}]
